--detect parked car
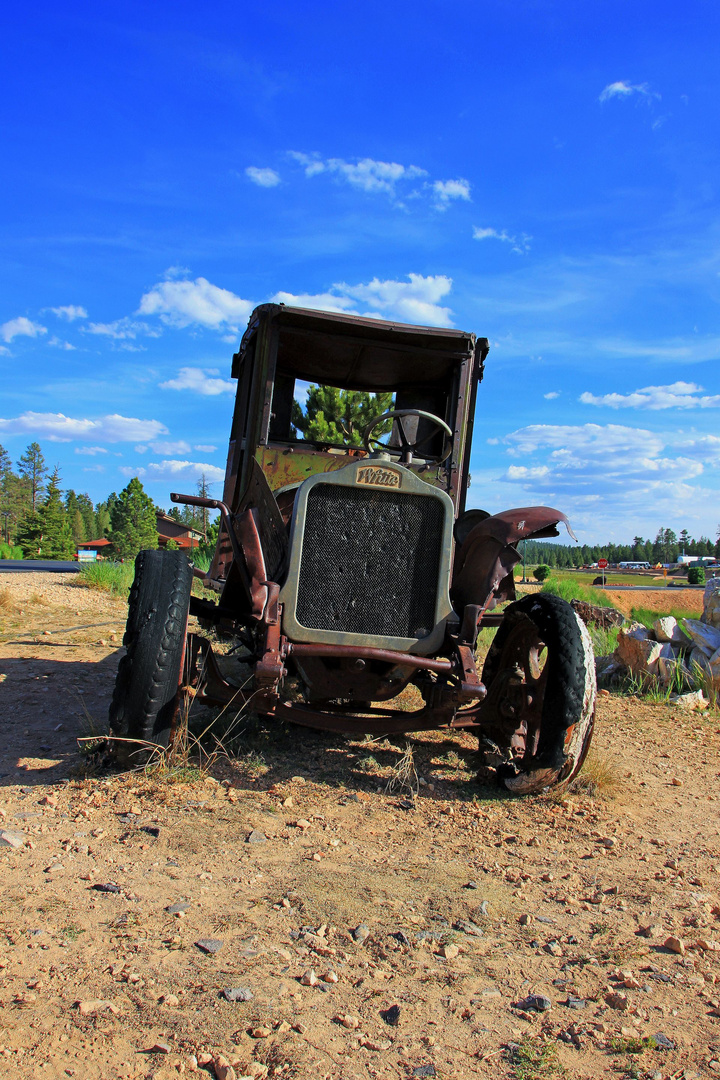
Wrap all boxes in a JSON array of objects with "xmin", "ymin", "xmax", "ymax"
[{"xmin": 109, "ymin": 304, "xmax": 596, "ymax": 794}]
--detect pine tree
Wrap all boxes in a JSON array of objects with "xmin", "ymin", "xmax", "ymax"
[
  {"xmin": 17, "ymin": 442, "xmax": 48, "ymax": 513},
  {"xmin": 292, "ymin": 387, "xmax": 394, "ymax": 445},
  {"xmin": 76, "ymin": 493, "xmax": 95, "ymax": 539},
  {"xmin": 110, "ymin": 478, "xmax": 158, "ymax": 559},
  {"xmin": 16, "ymin": 510, "xmax": 44, "ymax": 557},
  {"xmin": 38, "ymin": 468, "xmax": 75, "ymax": 559}
]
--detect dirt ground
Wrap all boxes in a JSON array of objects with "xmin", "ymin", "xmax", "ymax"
[{"xmin": 2, "ymin": 573, "xmax": 720, "ymax": 1080}]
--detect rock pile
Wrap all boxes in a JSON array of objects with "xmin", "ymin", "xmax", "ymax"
[{"xmin": 601, "ymin": 579, "xmax": 720, "ymax": 708}]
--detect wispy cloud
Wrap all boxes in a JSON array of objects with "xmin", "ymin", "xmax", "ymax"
[
  {"xmin": 544, "ymin": 391, "xmax": 560, "ymax": 400},
  {"xmin": 194, "ymin": 444, "xmax": 217, "ymax": 453},
  {"xmin": 0, "ymin": 412, "xmax": 168, "ymax": 443},
  {"xmin": 50, "ymin": 305, "xmax": 87, "ymax": 321},
  {"xmin": 148, "ymin": 440, "xmax": 192, "ymax": 455},
  {"xmin": 580, "ymin": 381, "xmax": 720, "ymax": 410},
  {"xmin": 48, "ymin": 337, "xmax": 76, "ymax": 351},
  {"xmin": 273, "ymin": 273, "xmax": 454, "ymax": 327},
  {"xmin": 159, "ymin": 366, "xmax": 235, "ymax": 395},
  {"xmin": 138, "ymin": 275, "xmax": 253, "ymax": 331},
  {"xmin": 472, "ymin": 226, "xmax": 531, "ymax": 254},
  {"xmin": 432, "ymin": 178, "xmax": 471, "ymax": 208},
  {"xmin": 245, "ymin": 166, "xmax": 281, "ymax": 187},
  {"xmin": 121, "ymin": 459, "xmax": 225, "ymax": 484},
  {"xmin": 599, "ymin": 80, "xmax": 660, "ymax": 103},
  {"xmin": 289, "ymin": 152, "xmax": 427, "ymax": 196},
  {"xmin": 74, "ymin": 446, "xmax": 108, "ymax": 456},
  {"xmin": 1, "ymin": 317, "xmax": 47, "ymax": 344},
  {"xmin": 85, "ymin": 318, "xmax": 159, "ymax": 340}
]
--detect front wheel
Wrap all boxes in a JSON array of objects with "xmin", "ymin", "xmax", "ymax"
[
  {"xmin": 109, "ymin": 549, "xmax": 192, "ymax": 767},
  {"xmin": 478, "ymin": 593, "xmax": 596, "ymax": 794}
]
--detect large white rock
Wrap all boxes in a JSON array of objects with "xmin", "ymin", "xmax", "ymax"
[
  {"xmin": 681, "ymin": 619, "xmax": 720, "ymax": 657},
  {"xmin": 653, "ymin": 616, "xmax": 688, "ymax": 645},
  {"xmin": 703, "ymin": 579, "xmax": 720, "ymax": 629},
  {"xmin": 670, "ymin": 690, "xmax": 708, "ymax": 711},
  {"xmin": 615, "ymin": 631, "xmax": 663, "ymax": 675}
]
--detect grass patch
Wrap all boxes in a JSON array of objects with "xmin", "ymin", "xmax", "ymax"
[
  {"xmin": 607, "ymin": 1035, "xmax": 656, "ymax": 1055},
  {"xmin": 630, "ymin": 605, "xmax": 700, "ymax": 628},
  {"xmin": 77, "ymin": 560, "xmax": 134, "ymax": 597},
  {"xmin": 0, "ymin": 587, "xmax": 14, "ymax": 613},
  {"xmin": 541, "ymin": 578, "xmax": 614, "ymax": 608},
  {"xmin": 60, "ymin": 924, "xmax": 85, "ymax": 941},
  {"xmin": 569, "ymin": 749, "xmax": 622, "ymax": 799},
  {"xmin": 509, "ymin": 1036, "xmax": 566, "ymax": 1080}
]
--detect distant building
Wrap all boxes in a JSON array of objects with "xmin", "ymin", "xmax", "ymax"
[{"xmin": 77, "ymin": 512, "xmax": 204, "ymax": 557}]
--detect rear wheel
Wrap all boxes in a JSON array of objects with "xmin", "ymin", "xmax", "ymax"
[
  {"xmin": 109, "ymin": 549, "xmax": 192, "ymax": 767},
  {"xmin": 479, "ymin": 593, "xmax": 596, "ymax": 794}
]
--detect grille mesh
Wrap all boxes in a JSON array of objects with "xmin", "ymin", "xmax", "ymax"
[{"xmin": 295, "ymin": 484, "xmax": 444, "ymax": 638}]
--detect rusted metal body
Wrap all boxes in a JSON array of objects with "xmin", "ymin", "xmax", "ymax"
[{"xmin": 172, "ymin": 303, "xmax": 576, "ymax": 741}]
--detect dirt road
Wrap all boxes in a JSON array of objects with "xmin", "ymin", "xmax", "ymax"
[{"xmin": 2, "ymin": 574, "xmax": 720, "ymax": 1080}]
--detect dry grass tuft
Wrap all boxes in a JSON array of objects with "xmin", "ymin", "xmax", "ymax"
[
  {"xmin": 569, "ymin": 749, "xmax": 623, "ymax": 799},
  {"xmin": 384, "ymin": 742, "xmax": 419, "ymax": 800},
  {"xmin": 0, "ymin": 587, "xmax": 15, "ymax": 612}
]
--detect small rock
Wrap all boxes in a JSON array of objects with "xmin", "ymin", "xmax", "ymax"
[
  {"xmin": 159, "ymin": 993, "xmax": 180, "ymax": 1006},
  {"xmin": 92, "ymin": 882, "xmax": 121, "ymax": 893},
  {"xmin": 76, "ymin": 999, "xmax": 120, "ymax": 1016},
  {"xmin": 321, "ymin": 970, "xmax": 339, "ymax": 983},
  {"xmin": 360, "ymin": 1038, "xmax": 392, "ymax": 1052},
  {"xmin": 652, "ymin": 1031, "xmax": 675, "ymax": 1050},
  {"xmin": 565, "ymin": 995, "xmax": 586, "ymax": 1009},
  {"xmin": 140, "ymin": 825, "xmax": 160, "ymax": 838},
  {"xmin": 517, "ymin": 994, "xmax": 551, "ymax": 1012},
  {"xmin": 463, "ymin": 881, "xmax": 479, "ymax": 890},
  {"xmin": 637, "ymin": 924, "xmax": 662, "ymax": 939},
  {"xmin": 544, "ymin": 941, "xmax": 564, "ymax": 956},
  {"xmin": 149, "ymin": 1042, "xmax": 171, "ymax": 1054},
  {"xmin": 381, "ymin": 1004, "xmax": 401, "ymax": 1025},
  {"xmin": 249, "ymin": 1025, "xmax": 271, "ymax": 1039},
  {"xmin": 352, "ymin": 924, "xmax": 370, "ymax": 944},
  {"xmin": 337, "ymin": 1014, "xmax": 360, "ymax": 1029},
  {"xmin": 195, "ymin": 938, "xmax": 224, "ymax": 954},
  {"xmin": 300, "ymin": 969, "xmax": 319, "ymax": 986},
  {"xmin": 605, "ymin": 991, "xmax": 629, "ymax": 1011},
  {"xmin": 213, "ymin": 1055, "xmax": 237, "ymax": 1080},
  {"xmin": 0, "ymin": 829, "xmax": 25, "ymax": 849},
  {"xmin": 438, "ymin": 943, "xmax": 459, "ymax": 960},
  {"xmin": 223, "ymin": 987, "xmax": 253, "ymax": 1002},
  {"xmin": 247, "ymin": 830, "xmax": 267, "ymax": 844},
  {"xmin": 453, "ymin": 919, "xmax": 483, "ymax": 937},
  {"xmin": 518, "ymin": 913, "xmax": 532, "ymax": 926},
  {"xmin": 670, "ymin": 778, "xmax": 683, "ymax": 787},
  {"xmin": 295, "ymin": 819, "xmax": 312, "ymax": 830},
  {"xmin": 663, "ymin": 935, "xmax": 685, "ymax": 955}
]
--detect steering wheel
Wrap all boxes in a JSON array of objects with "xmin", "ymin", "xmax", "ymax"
[{"xmin": 362, "ymin": 409, "xmax": 453, "ymax": 466}]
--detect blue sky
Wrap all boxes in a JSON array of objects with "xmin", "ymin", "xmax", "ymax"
[{"xmin": 2, "ymin": 1, "xmax": 719, "ymax": 543}]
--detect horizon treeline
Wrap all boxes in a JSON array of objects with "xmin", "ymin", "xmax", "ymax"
[{"xmin": 0, "ymin": 441, "xmax": 212, "ymax": 559}]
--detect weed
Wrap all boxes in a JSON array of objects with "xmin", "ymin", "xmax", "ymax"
[
  {"xmin": 568, "ymin": 749, "xmax": 622, "ymax": 799},
  {"xmin": 77, "ymin": 561, "xmax": 134, "ymax": 597},
  {"xmin": 631, "ymin": 605, "xmax": 700, "ymax": 628},
  {"xmin": 61, "ymin": 924, "xmax": 84, "ymax": 941},
  {"xmin": 541, "ymin": 578, "xmax": 614, "ymax": 609},
  {"xmin": 385, "ymin": 743, "xmax": 419, "ymax": 800},
  {"xmin": 0, "ymin": 587, "xmax": 13, "ymax": 612},
  {"xmin": 509, "ymin": 1035, "xmax": 566, "ymax": 1080},
  {"xmin": 607, "ymin": 1035, "xmax": 656, "ymax": 1055},
  {"xmin": 28, "ymin": 591, "xmax": 50, "ymax": 605},
  {"xmin": 588, "ymin": 623, "xmax": 620, "ymax": 658},
  {"xmin": 589, "ymin": 921, "xmax": 611, "ymax": 937},
  {"xmin": 356, "ymin": 754, "xmax": 379, "ymax": 773}
]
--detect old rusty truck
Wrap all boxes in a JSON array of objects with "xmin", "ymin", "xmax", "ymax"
[{"xmin": 109, "ymin": 304, "xmax": 595, "ymax": 794}]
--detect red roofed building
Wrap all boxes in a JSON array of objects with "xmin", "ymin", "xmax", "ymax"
[{"xmin": 77, "ymin": 513, "xmax": 204, "ymax": 557}]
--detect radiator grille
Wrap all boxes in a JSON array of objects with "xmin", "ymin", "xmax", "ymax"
[{"xmin": 295, "ymin": 484, "xmax": 444, "ymax": 638}]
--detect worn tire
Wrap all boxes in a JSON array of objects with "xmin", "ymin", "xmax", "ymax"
[
  {"xmin": 109, "ymin": 549, "xmax": 192, "ymax": 767},
  {"xmin": 480, "ymin": 593, "xmax": 596, "ymax": 795}
]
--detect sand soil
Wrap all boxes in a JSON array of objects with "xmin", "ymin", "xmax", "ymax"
[{"xmin": 1, "ymin": 573, "xmax": 720, "ymax": 1080}]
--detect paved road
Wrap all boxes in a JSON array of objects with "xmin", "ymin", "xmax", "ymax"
[{"xmin": 0, "ymin": 560, "xmax": 80, "ymax": 574}]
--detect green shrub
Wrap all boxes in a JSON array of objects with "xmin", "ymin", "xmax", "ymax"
[
  {"xmin": 533, "ymin": 564, "xmax": 551, "ymax": 582},
  {"xmin": 688, "ymin": 565, "xmax": 706, "ymax": 585},
  {"xmin": 541, "ymin": 578, "xmax": 614, "ymax": 607},
  {"xmin": 78, "ymin": 560, "xmax": 135, "ymax": 596}
]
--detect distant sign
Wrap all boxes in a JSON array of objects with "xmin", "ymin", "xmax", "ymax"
[
  {"xmin": 77, "ymin": 550, "xmax": 97, "ymax": 562},
  {"xmin": 597, "ymin": 558, "xmax": 608, "ymax": 569}
]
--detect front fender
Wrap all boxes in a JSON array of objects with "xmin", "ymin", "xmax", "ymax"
[{"xmin": 451, "ymin": 506, "xmax": 577, "ymax": 612}]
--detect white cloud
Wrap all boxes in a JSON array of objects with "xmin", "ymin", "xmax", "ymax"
[
  {"xmin": 245, "ymin": 166, "xmax": 281, "ymax": 187},
  {"xmin": 0, "ymin": 411, "xmax": 168, "ymax": 443},
  {"xmin": 472, "ymin": 226, "xmax": 531, "ymax": 254},
  {"xmin": 122, "ymin": 459, "xmax": 225, "ymax": 484},
  {"xmin": 85, "ymin": 318, "xmax": 158, "ymax": 340},
  {"xmin": 289, "ymin": 152, "xmax": 427, "ymax": 196},
  {"xmin": 194, "ymin": 444, "xmax": 217, "ymax": 453},
  {"xmin": 149, "ymin": 440, "xmax": 192, "ymax": 455},
  {"xmin": 50, "ymin": 305, "xmax": 87, "ymax": 321},
  {"xmin": 273, "ymin": 273, "xmax": 454, "ymax": 328},
  {"xmin": 74, "ymin": 446, "xmax": 108, "ymax": 456},
  {"xmin": 1, "ymin": 317, "xmax": 47, "ymax": 344},
  {"xmin": 433, "ymin": 178, "xmax": 471, "ymax": 208},
  {"xmin": 580, "ymin": 382, "xmax": 720, "ymax": 410},
  {"xmin": 544, "ymin": 391, "xmax": 560, "ymax": 400},
  {"xmin": 160, "ymin": 366, "xmax": 235, "ymax": 395},
  {"xmin": 599, "ymin": 80, "xmax": 659, "ymax": 103},
  {"xmin": 138, "ymin": 276, "xmax": 253, "ymax": 331},
  {"xmin": 48, "ymin": 337, "xmax": 76, "ymax": 350}
]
